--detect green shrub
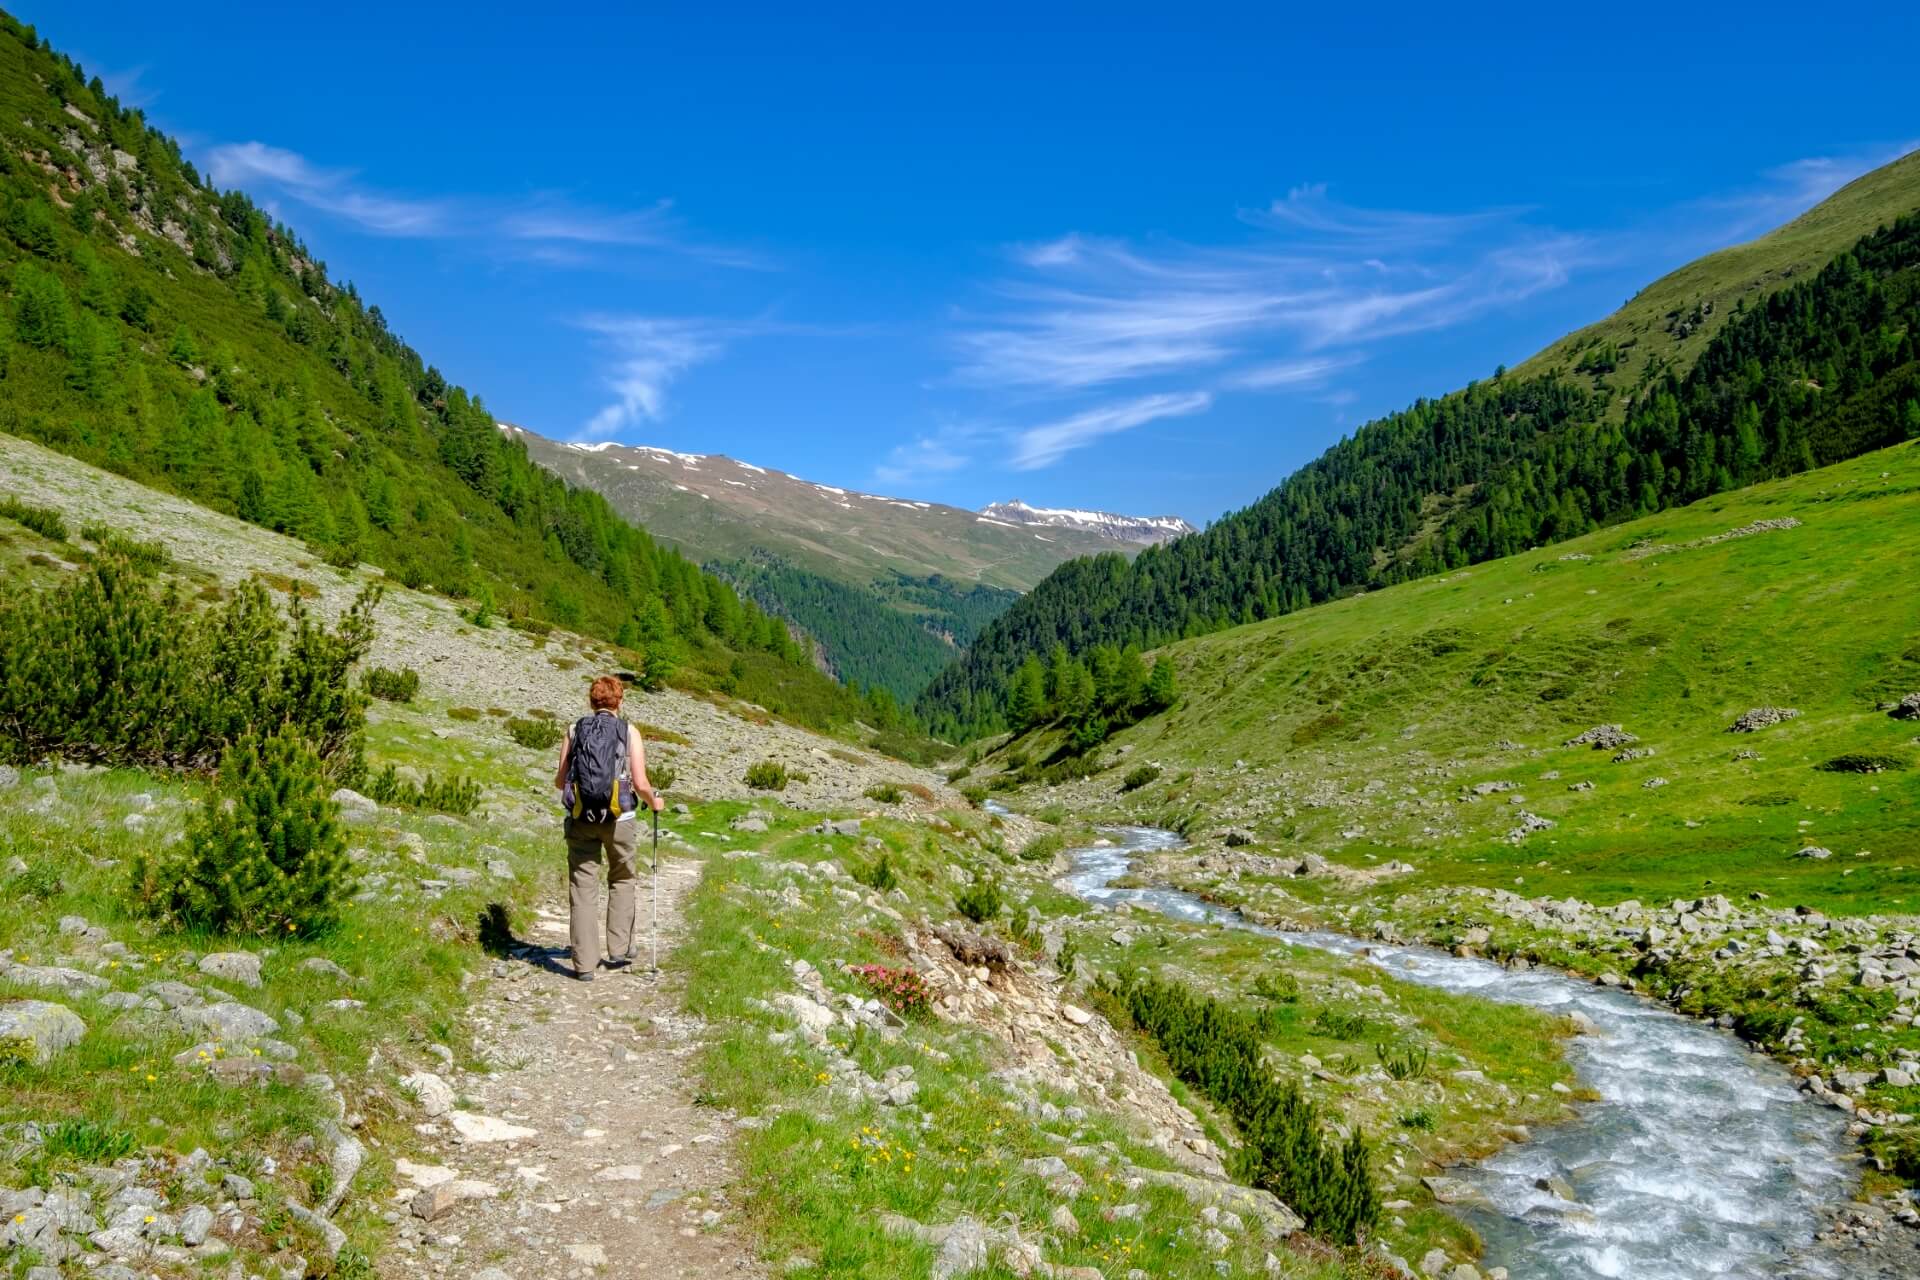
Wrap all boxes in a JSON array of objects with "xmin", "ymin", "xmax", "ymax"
[
  {"xmin": 447, "ymin": 706, "xmax": 482, "ymax": 722},
  {"xmin": 955, "ymin": 877, "xmax": 1002, "ymax": 924},
  {"xmin": 80, "ymin": 521, "xmax": 170, "ymax": 572},
  {"xmin": 133, "ymin": 728, "xmax": 355, "ymax": 937},
  {"xmin": 853, "ymin": 852, "xmax": 898, "ymax": 893},
  {"xmin": 864, "ymin": 782, "xmax": 904, "ymax": 804},
  {"xmin": 1818, "ymin": 752, "xmax": 1907, "ymax": 774},
  {"xmin": 0, "ymin": 552, "xmax": 376, "ymax": 777},
  {"xmin": 647, "ymin": 760, "xmax": 677, "ymax": 793},
  {"xmin": 1103, "ymin": 972, "xmax": 1378, "ymax": 1243},
  {"xmin": 1397, "ymin": 1108, "xmax": 1436, "ymax": 1132},
  {"xmin": 1018, "ymin": 832, "xmax": 1065, "ymax": 863},
  {"xmin": 1056, "ymin": 934, "xmax": 1078, "ymax": 977},
  {"xmin": 959, "ymin": 784, "xmax": 988, "ymax": 807},
  {"xmin": 363, "ymin": 666, "xmax": 420, "ymax": 703},
  {"xmin": 1313, "ymin": 1008, "xmax": 1369, "ymax": 1040},
  {"xmin": 507, "ymin": 716, "xmax": 562, "ymax": 750},
  {"xmin": 945, "ymin": 765, "xmax": 971, "ymax": 783},
  {"xmin": 0, "ymin": 495, "xmax": 67, "ymax": 541},
  {"xmin": 1252, "ymin": 971, "xmax": 1301, "ymax": 1003},
  {"xmin": 1120, "ymin": 763, "xmax": 1162, "ymax": 792},
  {"xmin": 1866, "ymin": 1124, "xmax": 1920, "ymax": 1182},
  {"xmin": 744, "ymin": 760, "xmax": 789, "ymax": 791},
  {"xmin": 364, "ymin": 765, "xmax": 482, "ymax": 816},
  {"xmin": 1375, "ymin": 1043, "xmax": 1430, "ymax": 1080}
]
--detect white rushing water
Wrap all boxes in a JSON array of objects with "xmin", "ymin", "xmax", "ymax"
[{"xmin": 1057, "ymin": 823, "xmax": 1859, "ymax": 1279}]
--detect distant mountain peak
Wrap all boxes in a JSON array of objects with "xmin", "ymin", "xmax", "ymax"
[{"xmin": 979, "ymin": 500, "xmax": 1194, "ymax": 545}]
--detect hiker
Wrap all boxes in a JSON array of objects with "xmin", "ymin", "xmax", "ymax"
[{"xmin": 555, "ymin": 675, "xmax": 665, "ymax": 981}]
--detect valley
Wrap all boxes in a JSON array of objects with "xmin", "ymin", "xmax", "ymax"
[{"xmin": 3, "ymin": 7, "xmax": 1920, "ymax": 1280}]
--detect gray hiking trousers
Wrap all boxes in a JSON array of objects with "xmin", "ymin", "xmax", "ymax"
[{"xmin": 564, "ymin": 816, "xmax": 639, "ymax": 971}]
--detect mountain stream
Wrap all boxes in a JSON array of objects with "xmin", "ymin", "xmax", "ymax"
[{"xmin": 1054, "ymin": 821, "xmax": 1861, "ymax": 1278}]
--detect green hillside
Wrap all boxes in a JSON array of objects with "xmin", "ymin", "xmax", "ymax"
[
  {"xmin": 1514, "ymin": 148, "xmax": 1920, "ymax": 412},
  {"xmin": 0, "ymin": 12, "xmax": 879, "ymax": 733},
  {"xmin": 997, "ymin": 437, "xmax": 1920, "ymax": 912},
  {"xmin": 710, "ymin": 551, "xmax": 1018, "ymax": 704},
  {"xmin": 919, "ymin": 157, "xmax": 1920, "ymax": 739}
]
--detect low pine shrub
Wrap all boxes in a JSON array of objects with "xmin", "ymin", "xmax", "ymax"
[
  {"xmin": 854, "ymin": 852, "xmax": 898, "ymax": 892},
  {"xmin": 363, "ymin": 666, "xmax": 420, "ymax": 703},
  {"xmin": 1120, "ymin": 763, "xmax": 1162, "ymax": 792},
  {"xmin": 959, "ymin": 785, "xmax": 989, "ymax": 807},
  {"xmin": 744, "ymin": 760, "xmax": 789, "ymax": 791},
  {"xmin": 507, "ymin": 716, "xmax": 562, "ymax": 750},
  {"xmin": 0, "ymin": 496, "xmax": 67, "ymax": 541},
  {"xmin": 1253, "ymin": 971, "xmax": 1301, "ymax": 1003},
  {"xmin": 955, "ymin": 877, "xmax": 1002, "ymax": 924},
  {"xmin": 864, "ymin": 782, "xmax": 904, "ymax": 804},
  {"xmin": 1102, "ymin": 972, "xmax": 1378, "ymax": 1244},
  {"xmin": 0, "ymin": 552, "xmax": 376, "ymax": 777},
  {"xmin": 647, "ymin": 760, "xmax": 677, "ymax": 793},
  {"xmin": 1056, "ymin": 934, "xmax": 1078, "ymax": 977},
  {"xmin": 364, "ymin": 764, "xmax": 483, "ymax": 816},
  {"xmin": 80, "ymin": 522, "xmax": 170, "ymax": 572},
  {"xmin": 133, "ymin": 728, "xmax": 355, "ymax": 937},
  {"xmin": 1397, "ymin": 1108, "xmax": 1436, "ymax": 1132},
  {"xmin": 447, "ymin": 706, "xmax": 482, "ymax": 722},
  {"xmin": 848, "ymin": 964, "xmax": 932, "ymax": 1016}
]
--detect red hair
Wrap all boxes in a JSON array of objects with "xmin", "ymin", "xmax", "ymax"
[{"xmin": 587, "ymin": 675, "xmax": 625, "ymax": 710}]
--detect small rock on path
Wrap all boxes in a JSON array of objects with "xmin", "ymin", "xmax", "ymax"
[{"xmin": 376, "ymin": 856, "xmax": 762, "ymax": 1280}]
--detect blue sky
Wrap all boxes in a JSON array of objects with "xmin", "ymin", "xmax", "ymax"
[{"xmin": 39, "ymin": 2, "xmax": 1920, "ymax": 524}]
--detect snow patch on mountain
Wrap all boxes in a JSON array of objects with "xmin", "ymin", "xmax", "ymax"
[{"xmin": 979, "ymin": 500, "xmax": 1194, "ymax": 545}]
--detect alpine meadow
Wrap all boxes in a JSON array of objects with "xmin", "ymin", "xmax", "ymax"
[{"xmin": 3, "ymin": 7, "xmax": 1920, "ymax": 1280}]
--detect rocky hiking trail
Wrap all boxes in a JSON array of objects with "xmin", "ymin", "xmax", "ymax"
[{"xmin": 381, "ymin": 853, "xmax": 763, "ymax": 1280}]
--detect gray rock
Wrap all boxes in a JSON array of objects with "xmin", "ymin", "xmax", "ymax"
[
  {"xmin": 178, "ymin": 1203, "xmax": 215, "ymax": 1246},
  {"xmin": 142, "ymin": 980, "xmax": 203, "ymax": 1009},
  {"xmin": 402, "ymin": 1070, "xmax": 455, "ymax": 1118},
  {"xmin": 0, "ymin": 764, "xmax": 18, "ymax": 787},
  {"xmin": 331, "ymin": 787, "xmax": 378, "ymax": 812},
  {"xmin": 1565, "ymin": 724, "xmax": 1636, "ymax": 750},
  {"xmin": 0, "ymin": 999, "xmax": 86, "ymax": 1061},
  {"xmin": 222, "ymin": 1173, "xmax": 256, "ymax": 1200},
  {"xmin": 176, "ymin": 1001, "xmax": 279, "ymax": 1041},
  {"xmin": 1794, "ymin": 846, "xmax": 1834, "ymax": 860},
  {"xmin": 1, "ymin": 962, "xmax": 108, "ymax": 997},
  {"xmin": 731, "ymin": 817, "xmax": 768, "ymax": 833},
  {"xmin": 299, "ymin": 957, "xmax": 351, "ymax": 979},
  {"xmin": 198, "ymin": 951, "xmax": 263, "ymax": 988},
  {"xmin": 1728, "ymin": 707, "xmax": 1799, "ymax": 733},
  {"xmin": 1888, "ymin": 692, "xmax": 1920, "ymax": 721}
]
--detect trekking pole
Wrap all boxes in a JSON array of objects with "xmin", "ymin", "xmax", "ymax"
[{"xmin": 650, "ymin": 805, "xmax": 660, "ymax": 972}]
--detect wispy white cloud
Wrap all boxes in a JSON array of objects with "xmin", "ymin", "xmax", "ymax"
[
  {"xmin": 1226, "ymin": 354, "xmax": 1363, "ymax": 390},
  {"xmin": 201, "ymin": 139, "xmax": 763, "ymax": 265},
  {"xmin": 1244, "ymin": 183, "xmax": 1526, "ymax": 247},
  {"xmin": 575, "ymin": 316, "xmax": 726, "ymax": 439},
  {"xmin": 1011, "ymin": 391, "xmax": 1212, "ymax": 471},
  {"xmin": 1685, "ymin": 141, "xmax": 1920, "ymax": 243},
  {"xmin": 205, "ymin": 142, "xmax": 450, "ymax": 236},
  {"xmin": 875, "ymin": 430, "xmax": 977, "ymax": 486}
]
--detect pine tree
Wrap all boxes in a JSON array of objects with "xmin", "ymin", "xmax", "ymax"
[
  {"xmin": 135, "ymin": 727, "xmax": 355, "ymax": 937},
  {"xmin": 1007, "ymin": 655, "xmax": 1047, "ymax": 730}
]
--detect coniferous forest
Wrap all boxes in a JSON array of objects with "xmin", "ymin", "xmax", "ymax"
[
  {"xmin": 918, "ymin": 212, "xmax": 1920, "ymax": 739},
  {"xmin": 0, "ymin": 14, "xmax": 879, "ymax": 733}
]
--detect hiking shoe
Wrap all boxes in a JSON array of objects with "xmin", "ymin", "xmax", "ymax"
[
  {"xmin": 574, "ymin": 967, "xmax": 596, "ymax": 982},
  {"xmin": 605, "ymin": 956, "xmax": 633, "ymax": 971}
]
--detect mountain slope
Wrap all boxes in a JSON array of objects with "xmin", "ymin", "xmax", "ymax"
[
  {"xmin": 919, "ymin": 153, "xmax": 1920, "ymax": 738},
  {"xmin": 1515, "ymin": 147, "xmax": 1920, "ymax": 412},
  {"xmin": 0, "ymin": 14, "xmax": 879, "ymax": 733},
  {"xmin": 506, "ymin": 427, "xmax": 1190, "ymax": 591}
]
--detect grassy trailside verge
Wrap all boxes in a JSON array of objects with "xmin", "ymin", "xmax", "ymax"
[{"xmin": 668, "ymin": 800, "xmax": 1577, "ymax": 1277}]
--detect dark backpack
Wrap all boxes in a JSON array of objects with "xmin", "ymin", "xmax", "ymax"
[{"xmin": 563, "ymin": 713, "xmax": 634, "ymax": 821}]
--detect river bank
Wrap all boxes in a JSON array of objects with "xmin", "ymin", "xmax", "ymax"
[{"xmin": 1054, "ymin": 821, "xmax": 1920, "ymax": 1278}]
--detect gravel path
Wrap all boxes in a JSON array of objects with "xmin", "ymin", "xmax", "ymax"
[{"xmin": 378, "ymin": 854, "xmax": 764, "ymax": 1280}]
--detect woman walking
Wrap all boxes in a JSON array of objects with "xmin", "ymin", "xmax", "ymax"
[{"xmin": 554, "ymin": 675, "xmax": 665, "ymax": 980}]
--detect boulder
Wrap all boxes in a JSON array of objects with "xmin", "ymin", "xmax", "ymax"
[
  {"xmin": 176, "ymin": 1001, "xmax": 279, "ymax": 1041},
  {"xmin": 1888, "ymin": 692, "xmax": 1920, "ymax": 721},
  {"xmin": 401, "ymin": 1070, "xmax": 455, "ymax": 1118},
  {"xmin": 0, "ymin": 999, "xmax": 86, "ymax": 1061},
  {"xmin": 1728, "ymin": 707, "xmax": 1799, "ymax": 733},
  {"xmin": 1565, "ymin": 725, "xmax": 1636, "ymax": 750},
  {"xmin": 199, "ymin": 951, "xmax": 263, "ymax": 988}
]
